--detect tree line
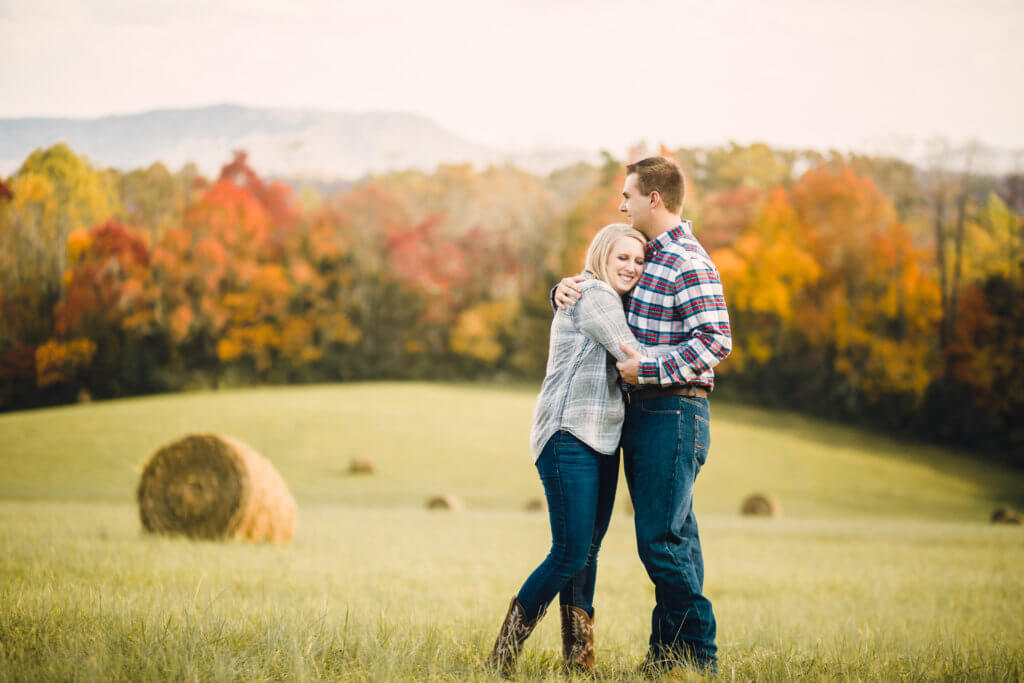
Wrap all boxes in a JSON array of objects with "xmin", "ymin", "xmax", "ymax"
[{"xmin": 1, "ymin": 142, "xmax": 1020, "ymax": 465}]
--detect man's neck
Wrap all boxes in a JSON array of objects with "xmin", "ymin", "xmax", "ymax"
[{"xmin": 644, "ymin": 213, "xmax": 682, "ymax": 241}]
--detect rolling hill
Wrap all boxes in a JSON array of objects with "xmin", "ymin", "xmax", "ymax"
[
  {"xmin": 0, "ymin": 104, "xmax": 590, "ymax": 179},
  {"xmin": 1, "ymin": 382, "xmax": 1020, "ymax": 520}
]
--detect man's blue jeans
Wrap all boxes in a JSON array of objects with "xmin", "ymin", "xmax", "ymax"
[
  {"xmin": 622, "ymin": 395, "xmax": 717, "ymax": 667},
  {"xmin": 516, "ymin": 431, "xmax": 619, "ymax": 621}
]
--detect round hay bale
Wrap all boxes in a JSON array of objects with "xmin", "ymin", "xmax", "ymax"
[
  {"xmin": 76, "ymin": 388, "xmax": 92, "ymax": 403},
  {"xmin": 991, "ymin": 507, "xmax": 1022, "ymax": 525},
  {"xmin": 137, "ymin": 433, "xmax": 296, "ymax": 543},
  {"xmin": 525, "ymin": 498, "xmax": 546, "ymax": 512},
  {"xmin": 426, "ymin": 494, "xmax": 463, "ymax": 511},
  {"xmin": 740, "ymin": 493, "xmax": 782, "ymax": 518},
  {"xmin": 348, "ymin": 456, "xmax": 376, "ymax": 474}
]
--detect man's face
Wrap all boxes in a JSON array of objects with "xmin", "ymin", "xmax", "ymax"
[{"xmin": 619, "ymin": 173, "xmax": 652, "ymax": 235}]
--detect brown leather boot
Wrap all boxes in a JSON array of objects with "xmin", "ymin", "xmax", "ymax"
[
  {"xmin": 486, "ymin": 596, "xmax": 545, "ymax": 677},
  {"xmin": 560, "ymin": 604, "xmax": 595, "ymax": 673}
]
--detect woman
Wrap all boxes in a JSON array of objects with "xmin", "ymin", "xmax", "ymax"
[{"xmin": 487, "ymin": 223, "xmax": 647, "ymax": 676}]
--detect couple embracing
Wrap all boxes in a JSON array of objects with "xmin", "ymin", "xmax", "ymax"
[{"xmin": 487, "ymin": 156, "xmax": 732, "ymax": 677}]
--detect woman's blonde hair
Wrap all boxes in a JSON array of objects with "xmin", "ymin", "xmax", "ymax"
[{"xmin": 584, "ymin": 223, "xmax": 647, "ymax": 287}]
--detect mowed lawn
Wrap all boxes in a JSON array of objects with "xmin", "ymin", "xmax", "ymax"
[{"xmin": 1, "ymin": 382, "xmax": 1023, "ymax": 681}]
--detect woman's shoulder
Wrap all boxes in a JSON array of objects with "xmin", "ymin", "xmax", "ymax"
[
  {"xmin": 568, "ymin": 278, "xmax": 622, "ymax": 322},
  {"xmin": 577, "ymin": 276, "xmax": 616, "ymax": 298}
]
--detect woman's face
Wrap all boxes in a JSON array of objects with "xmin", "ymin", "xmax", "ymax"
[{"xmin": 605, "ymin": 236, "xmax": 645, "ymax": 295}]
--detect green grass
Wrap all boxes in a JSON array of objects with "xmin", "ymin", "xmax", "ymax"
[
  {"xmin": 2, "ymin": 382, "xmax": 1021, "ymax": 518},
  {"xmin": 1, "ymin": 382, "xmax": 1023, "ymax": 681}
]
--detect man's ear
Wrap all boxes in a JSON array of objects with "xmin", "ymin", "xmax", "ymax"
[{"xmin": 649, "ymin": 190, "xmax": 662, "ymax": 210}]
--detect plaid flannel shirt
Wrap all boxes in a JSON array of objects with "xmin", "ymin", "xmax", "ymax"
[
  {"xmin": 530, "ymin": 275, "xmax": 642, "ymax": 461},
  {"xmin": 626, "ymin": 221, "xmax": 732, "ymax": 391}
]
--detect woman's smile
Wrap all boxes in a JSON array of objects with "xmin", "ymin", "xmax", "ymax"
[
  {"xmin": 615, "ymin": 268, "xmax": 637, "ymax": 288},
  {"xmin": 605, "ymin": 235, "xmax": 645, "ymax": 295}
]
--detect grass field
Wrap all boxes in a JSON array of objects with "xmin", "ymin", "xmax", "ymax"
[{"xmin": 1, "ymin": 382, "xmax": 1023, "ymax": 681}]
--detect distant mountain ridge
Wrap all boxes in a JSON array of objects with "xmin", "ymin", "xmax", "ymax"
[{"xmin": 0, "ymin": 104, "xmax": 592, "ymax": 179}]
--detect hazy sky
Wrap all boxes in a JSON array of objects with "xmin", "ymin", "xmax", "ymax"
[{"xmin": 1, "ymin": 0, "xmax": 1021, "ymax": 156}]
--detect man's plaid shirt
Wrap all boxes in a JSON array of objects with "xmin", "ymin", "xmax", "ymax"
[{"xmin": 625, "ymin": 221, "xmax": 732, "ymax": 392}]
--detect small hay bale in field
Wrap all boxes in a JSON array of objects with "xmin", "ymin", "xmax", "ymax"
[
  {"xmin": 426, "ymin": 494, "xmax": 463, "ymax": 511},
  {"xmin": 137, "ymin": 433, "xmax": 296, "ymax": 543},
  {"xmin": 525, "ymin": 498, "xmax": 545, "ymax": 512},
  {"xmin": 991, "ymin": 507, "xmax": 1022, "ymax": 525},
  {"xmin": 76, "ymin": 388, "xmax": 92, "ymax": 403},
  {"xmin": 741, "ymin": 493, "xmax": 782, "ymax": 518},
  {"xmin": 348, "ymin": 456, "xmax": 376, "ymax": 474}
]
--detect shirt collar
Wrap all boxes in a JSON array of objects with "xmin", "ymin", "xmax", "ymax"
[{"xmin": 646, "ymin": 220, "xmax": 692, "ymax": 256}]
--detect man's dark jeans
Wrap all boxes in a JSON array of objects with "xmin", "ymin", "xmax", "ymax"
[
  {"xmin": 622, "ymin": 395, "xmax": 717, "ymax": 669},
  {"xmin": 516, "ymin": 430, "xmax": 619, "ymax": 621}
]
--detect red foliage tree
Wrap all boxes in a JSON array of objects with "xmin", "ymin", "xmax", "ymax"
[{"xmin": 55, "ymin": 220, "xmax": 150, "ymax": 336}]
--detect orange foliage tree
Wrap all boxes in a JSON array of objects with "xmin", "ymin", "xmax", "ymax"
[
  {"xmin": 43, "ymin": 220, "xmax": 158, "ymax": 397},
  {"xmin": 713, "ymin": 165, "xmax": 941, "ymax": 414},
  {"xmin": 143, "ymin": 153, "xmax": 361, "ymax": 383},
  {"xmin": 790, "ymin": 165, "xmax": 941, "ymax": 405}
]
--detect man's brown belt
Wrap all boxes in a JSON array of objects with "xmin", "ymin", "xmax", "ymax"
[{"xmin": 626, "ymin": 385, "xmax": 708, "ymax": 404}]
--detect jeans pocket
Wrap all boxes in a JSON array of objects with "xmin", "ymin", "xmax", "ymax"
[
  {"xmin": 693, "ymin": 413, "xmax": 710, "ymax": 469},
  {"xmin": 639, "ymin": 396, "xmax": 681, "ymax": 415}
]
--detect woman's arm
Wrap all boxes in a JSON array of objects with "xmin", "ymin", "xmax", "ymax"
[{"xmin": 572, "ymin": 285, "xmax": 643, "ymax": 362}]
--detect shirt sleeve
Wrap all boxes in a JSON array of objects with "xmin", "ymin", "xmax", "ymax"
[
  {"xmin": 572, "ymin": 286, "xmax": 643, "ymax": 362},
  {"xmin": 549, "ymin": 273, "xmax": 588, "ymax": 313},
  {"xmin": 636, "ymin": 257, "xmax": 732, "ymax": 386}
]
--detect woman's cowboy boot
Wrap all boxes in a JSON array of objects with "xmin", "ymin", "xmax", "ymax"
[
  {"xmin": 486, "ymin": 596, "xmax": 545, "ymax": 677},
  {"xmin": 561, "ymin": 605, "xmax": 595, "ymax": 673}
]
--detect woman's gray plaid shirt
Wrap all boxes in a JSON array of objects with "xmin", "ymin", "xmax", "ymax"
[{"xmin": 529, "ymin": 276, "xmax": 642, "ymax": 461}]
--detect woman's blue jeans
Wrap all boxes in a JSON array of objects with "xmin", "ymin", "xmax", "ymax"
[{"xmin": 516, "ymin": 431, "xmax": 619, "ymax": 621}]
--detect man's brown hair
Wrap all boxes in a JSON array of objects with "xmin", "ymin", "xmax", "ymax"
[{"xmin": 625, "ymin": 156, "xmax": 686, "ymax": 214}]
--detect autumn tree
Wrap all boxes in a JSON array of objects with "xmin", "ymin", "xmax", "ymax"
[
  {"xmin": 920, "ymin": 139, "xmax": 1001, "ymax": 363},
  {"xmin": 790, "ymin": 165, "xmax": 941, "ymax": 413},
  {"xmin": 0, "ymin": 144, "xmax": 118, "ymax": 294},
  {"xmin": 139, "ymin": 152, "xmax": 316, "ymax": 384},
  {"xmin": 115, "ymin": 162, "xmax": 203, "ymax": 239},
  {"xmin": 929, "ymin": 191, "xmax": 1024, "ymax": 460},
  {"xmin": 714, "ymin": 165, "xmax": 941, "ymax": 419},
  {"xmin": 0, "ymin": 144, "xmax": 119, "ymax": 408},
  {"xmin": 713, "ymin": 188, "xmax": 821, "ymax": 374},
  {"xmin": 42, "ymin": 221, "xmax": 164, "ymax": 398}
]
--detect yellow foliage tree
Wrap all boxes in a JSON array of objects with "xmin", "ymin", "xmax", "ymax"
[
  {"xmin": 712, "ymin": 189, "xmax": 820, "ymax": 370},
  {"xmin": 34, "ymin": 337, "xmax": 97, "ymax": 388},
  {"xmin": 0, "ymin": 144, "xmax": 118, "ymax": 292},
  {"xmin": 450, "ymin": 299, "xmax": 520, "ymax": 364},
  {"xmin": 960, "ymin": 193, "xmax": 1021, "ymax": 283}
]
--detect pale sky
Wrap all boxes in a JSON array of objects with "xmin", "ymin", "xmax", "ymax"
[{"xmin": 1, "ymin": 0, "xmax": 1022, "ymax": 157}]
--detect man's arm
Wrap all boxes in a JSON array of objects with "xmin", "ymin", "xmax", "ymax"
[
  {"xmin": 633, "ymin": 257, "xmax": 731, "ymax": 386},
  {"xmin": 550, "ymin": 274, "xmax": 588, "ymax": 311}
]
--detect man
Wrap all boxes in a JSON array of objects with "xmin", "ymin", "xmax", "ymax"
[{"xmin": 553, "ymin": 156, "xmax": 731, "ymax": 674}]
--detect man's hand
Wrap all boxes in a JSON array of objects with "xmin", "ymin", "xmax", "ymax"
[
  {"xmin": 616, "ymin": 343, "xmax": 648, "ymax": 385},
  {"xmin": 554, "ymin": 274, "xmax": 587, "ymax": 309}
]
